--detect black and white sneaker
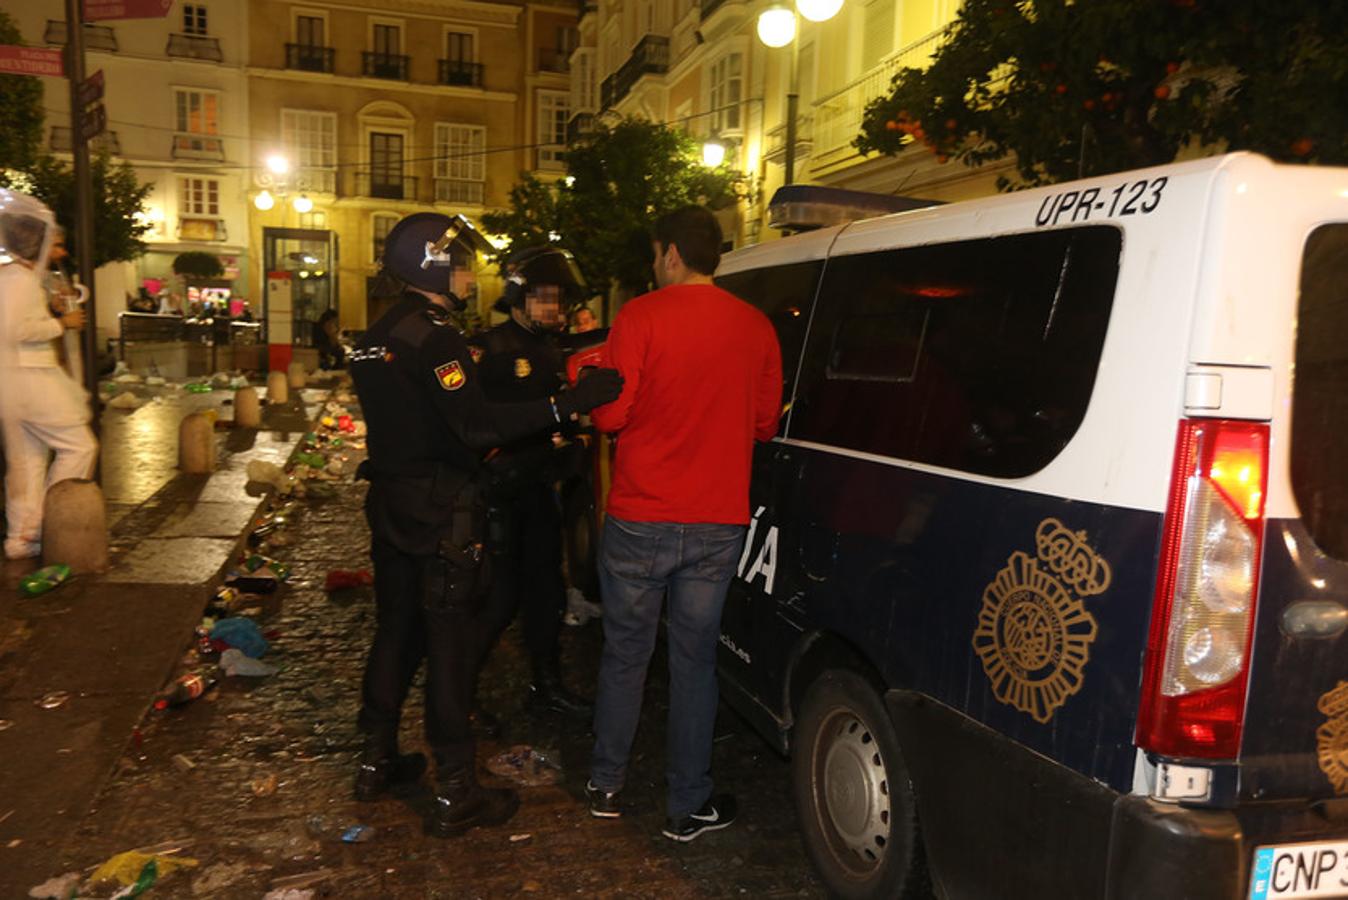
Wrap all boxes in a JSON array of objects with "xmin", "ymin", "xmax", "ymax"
[
  {"xmin": 662, "ymin": 794, "xmax": 737, "ymax": 842},
  {"xmin": 586, "ymin": 780, "xmax": 622, "ymax": 818}
]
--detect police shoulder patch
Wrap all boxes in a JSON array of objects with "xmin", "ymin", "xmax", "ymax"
[{"xmin": 435, "ymin": 360, "xmax": 466, "ymax": 391}]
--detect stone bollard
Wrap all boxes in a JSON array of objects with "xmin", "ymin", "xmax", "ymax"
[
  {"xmin": 41, "ymin": 479, "xmax": 108, "ymax": 574},
  {"xmin": 266, "ymin": 370, "xmax": 289, "ymax": 405},
  {"xmin": 234, "ymin": 386, "xmax": 262, "ymax": 428},
  {"xmin": 179, "ymin": 411, "xmax": 216, "ymax": 473},
  {"xmin": 287, "ymin": 361, "xmax": 307, "ymax": 391}
]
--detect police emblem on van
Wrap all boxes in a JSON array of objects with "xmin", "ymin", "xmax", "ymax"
[
  {"xmin": 971, "ymin": 519, "xmax": 1112, "ymax": 724},
  {"xmin": 1315, "ymin": 681, "xmax": 1348, "ymax": 795}
]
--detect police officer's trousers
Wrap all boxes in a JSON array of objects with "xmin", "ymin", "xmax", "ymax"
[
  {"xmin": 358, "ymin": 537, "xmax": 475, "ymax": 770},
  {"xmin": 476, "ymin": 478, "xmax": 566, "ymax": 669}
]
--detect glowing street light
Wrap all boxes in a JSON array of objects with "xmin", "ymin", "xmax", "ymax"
[
  {"xmin": 265, "ymin": 154, "xmax": 290, "ymax": 175},
  {"xmin": 796, "ymin": 0, "xmax": 843, "ymax": 22},
  {"xmin": 757, "ymin": 0, "xmax": 844, "ymax": 185},
  {"xmin": 756, "ymin": 5, "xmax": 796, "ymax": 47},
  {"xmin": 291, "ymin": 194, "xmax": 313, "ymax": 213},
  {"xmin": 253, "ymin": 190, "xmax": 275, "ymax": 211},
  {"xmin": 702, "ymin": 138, "xmax": 727, "ymax": 168}
]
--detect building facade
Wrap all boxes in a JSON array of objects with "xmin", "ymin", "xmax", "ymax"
[
  {"xmin": 245, "ymin": 0, "xmax": 579, "ymax": 339},
  {"xmin": 570, "ymin": 0, "xmax": 1012, "ymax": 248},
  {"xmin": 12, "ymin": 1, "xmax": 255, "ymax": 341}
]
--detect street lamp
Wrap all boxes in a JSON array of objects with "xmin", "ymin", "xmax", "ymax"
[
  {"xmin": 702, "ymin": 136, "xmax": 728, "ymax": 168},
  {"xmin": 253, "ymin": 190, "xmax": 275, "ymax": 211},
  {"xmin": 757, "ymin": 0, "xmax": 843, "ymax": 185}
]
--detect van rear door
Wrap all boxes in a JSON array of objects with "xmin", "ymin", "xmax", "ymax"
[{"xmin": 1241, "ymin": 222, "xmax": 1348, "ymax": 803}]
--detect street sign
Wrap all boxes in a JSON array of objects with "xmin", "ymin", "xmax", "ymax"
[
  {"xmin": 83, "ymin": 0, "xmax": 173, "ymax": 22},
  {"xmin": 0, "ymin": 45, "xmax": 64, "ymax": 77},
  {"xmin": 78, "ymin": 103, "xmax": 107, "ymax": 143},
  {"xmin": 76, "ymin": 69, "xmax": 104, "ymax": 108}
]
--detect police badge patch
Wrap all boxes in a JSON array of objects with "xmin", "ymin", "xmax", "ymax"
[
  {"xmin": 1317, "ymin": 681, "xmax": 1348, "ymax": 794},
  {"xmin": 435, "ymin": 360, "xmax": 466, "ymax": 391},
  {"xmin": 514, "ymin": 357, "xmax": 532, "ymax": 379}
]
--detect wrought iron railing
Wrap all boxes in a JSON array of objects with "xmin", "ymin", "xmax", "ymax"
[
  {"xmin": 166, "ymin": 33, "xmax": 223, "ymax": 62},
  {"xmin": 362, "ymin": 51, "xmax": 409, "ymax": 80},
  {"xmin": 438, "ymin": 59, "xmax": 484, "ymax": 86},
  {"xmin": 285, "ymin": 43, "xmax": 334, "ymax": 72}
]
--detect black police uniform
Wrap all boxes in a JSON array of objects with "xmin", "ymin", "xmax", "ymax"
[
  {"xmin": 351, "ymin": 292, "xmax": 567, "ymax": 780},
  {"xmin": 468, "ymin": 318, "xmax": 578, "ymax": 706}
]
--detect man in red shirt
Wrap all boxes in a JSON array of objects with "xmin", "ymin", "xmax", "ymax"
[{"xmin": 584, "ymin": 206, "xmax": 781, "ymax": 842}]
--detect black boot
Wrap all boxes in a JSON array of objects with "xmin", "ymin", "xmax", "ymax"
[
  {"xmin": 527, "ymin": 655, "xmax": 593, "ymax": 718},
  {"xmin": 428, "ymin": 762, "xmax": 520, "ymax": 837},
  {"xmin": 353, "ymin": 733, "xmax": 428, "ymax": 802}
]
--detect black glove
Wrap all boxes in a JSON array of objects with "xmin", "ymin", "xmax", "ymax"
[{"xmin": 555, "ymin": 367, "xmax": 624, "ymax": 420}]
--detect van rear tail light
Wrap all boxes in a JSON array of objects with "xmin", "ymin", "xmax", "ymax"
[{"xmin": 1136, "ymin": 419, "xmax": 1269, "ymax": 760}]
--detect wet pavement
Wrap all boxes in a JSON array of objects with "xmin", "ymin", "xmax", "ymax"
[{"xmin": 2, "ymin": 387, "xmax": 827, "ymax": 898}]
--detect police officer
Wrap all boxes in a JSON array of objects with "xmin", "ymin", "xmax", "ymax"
[
  {"xmin": 349, "ymin": 213, "xmax": 621, "ymax": 838},
  {"xmin": 470, "ymin": 246, "xmax": 590, "ymax": 719}
]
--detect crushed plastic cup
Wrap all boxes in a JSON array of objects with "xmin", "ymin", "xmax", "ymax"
[
  {"xmin": 36, "ymin": 691, "xmax": 70, "ymax": 710},
  {"xmin": 485, "ymin": 745, "xmax": 562, "ymax": 786}
]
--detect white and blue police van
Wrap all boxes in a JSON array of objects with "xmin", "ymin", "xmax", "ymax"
[{"xmin": 714, "ymin": 153, "xmax": 1348, "ymax": 900}]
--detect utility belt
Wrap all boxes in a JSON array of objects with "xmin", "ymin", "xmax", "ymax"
[{"xmin": 358, "ymin": 459, "xmax": 489, "ymax": 614}]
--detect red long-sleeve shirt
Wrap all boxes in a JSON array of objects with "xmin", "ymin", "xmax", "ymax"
[{"xmin": 592, "ymin": 282, "xmax": 782, "ymax": 525}]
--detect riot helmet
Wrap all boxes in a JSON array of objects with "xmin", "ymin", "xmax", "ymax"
[
  {"xmin": 493, "ymin": 245, "xmax": 586, "ymax": 332},
  {"xmin": 0, "ymin": 189, "xmax": 56, "ymax": 271},
  {"xmin": 380, "ymin": 212, "xmax": 470, "ymax": 308}
]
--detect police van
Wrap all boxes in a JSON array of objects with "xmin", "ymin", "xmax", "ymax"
[{"xmin": 713, "ymin": 153, "xmax": 1348, "ymax": 900}]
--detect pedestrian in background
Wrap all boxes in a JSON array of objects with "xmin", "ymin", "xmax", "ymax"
[
  {"xmin": 349, "ymin": 212, "xmax": 621, "ymax": 838},
  {"xmin": 0, "ymin": 190, "xmax": 97, "ymax": 561},
  {"xmin": 585, "ymin": 206, "xmax": 782, "ymax": 842},
  {"xmin": 470, "ymin": 246, "xmax": 593, "ymax": 722},
  {"xmin": 569, "ymin": 305, "xmax": 598, "ymax": 333}
]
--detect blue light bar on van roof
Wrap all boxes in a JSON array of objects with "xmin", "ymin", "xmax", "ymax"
[{"xmin": 767, "ymin": 185, "xmax": 941, "ymax": 232}]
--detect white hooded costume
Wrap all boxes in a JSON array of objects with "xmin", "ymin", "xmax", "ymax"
[{"xmin": 0, "ymin": 189, "xmax": 97, "ymax": 559}]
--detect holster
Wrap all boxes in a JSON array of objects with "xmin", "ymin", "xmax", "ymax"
[{"xmin": 422, "ymin": 480, "xmax": 489, "ymax": 615}]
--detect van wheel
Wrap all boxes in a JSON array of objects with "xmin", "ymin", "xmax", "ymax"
[{"xmin": 793, "ymin": 669, "xmax": 930, "ymax": 900}]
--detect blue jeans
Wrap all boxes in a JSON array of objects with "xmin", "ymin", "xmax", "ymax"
[{"xmin": 589, "ymin": 515, "xmax": 746, "ymax": 818}]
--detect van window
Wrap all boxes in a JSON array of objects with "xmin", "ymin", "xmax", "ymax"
[
  {"xmin": 1291, "ymin": 223, "xmax": 1348, "ymax": 559},
  {"xmin": 791, "ymin": 226, "xmax": 1121, "ymax": 478},
  {"xmin": 716, "ymin": 260, "xmax": 823, "ymax": 426}
]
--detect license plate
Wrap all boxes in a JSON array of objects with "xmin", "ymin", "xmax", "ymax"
[{"xmin": 1250, "ymin": 841, "xmax": 1348, "ymax": 899}]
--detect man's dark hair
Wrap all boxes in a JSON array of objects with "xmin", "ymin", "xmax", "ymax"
[{"xmin": 653, "ymin": 206, "xmax": 722, "ymax": 276}]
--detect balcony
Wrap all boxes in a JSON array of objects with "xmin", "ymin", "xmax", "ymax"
[
  {"xmin": 362, "ymin": 51, "xmax": 409, "ymax": 80},
  {"xmin": 811, "ymin": 27, "xmax": 948, "ymax": 162},
  {"xmin": 44, "ymin": 20, "xmax": 117, "ymax": 52},
  {"xmin": 50, "ymin": 126, "xmax": 121, "ymax": 155},
  {"xmin": 286, "ymin": 43, "xmax": 334, "ymax": 73},
  {"xmin": 294, "ymin": 166, "xmax": 337, "ymax": 194},
  {"xmin": 166, "ymin": 33, "xmax": 223, "ymax": 62},
  {"xmin": 566, "ymin": 112, "xmax": 596, "ymax": 144},
  {"xmin": 172, "ymin": 133, "xmax": 225, "ymax": 161},
  {"xmin": 538, "ymin": 48, "xmax": 570, "ymax": 74},
  {"xmin": 700, "ymin": 0, "xmax": 728, "ymax": 18},
  {"xmin": 355, "ymin": 171, "xmax": 418, "ymax": 201},
  {"xmin": 434, "ymin": 178, "xmax": 484, "ymax": 205},
  {"xmin": 600, "ymin": 34, "xmax": 669, "ymax": 110},
  {"xmin": 438, "ymin": 59, "xmax": 483, "ymax": 87}
]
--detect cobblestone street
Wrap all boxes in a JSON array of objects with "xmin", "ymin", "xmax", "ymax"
[{"xmin": 18, "ymin": 400, "xmax": 826, "ymax": 898}]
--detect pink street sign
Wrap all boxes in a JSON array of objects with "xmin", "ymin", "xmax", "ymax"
[
  {"xmin": 0, "ymin": 45, "xmax": 64, "ymax": 77},
  {"xmin": 83, "ymin": 0, "xmax": 173, "ymax": 21}
]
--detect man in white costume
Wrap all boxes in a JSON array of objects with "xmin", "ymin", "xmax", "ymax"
[{"xmin": 0, "ymin": 189, "xmax": 97, "ymax": 560}]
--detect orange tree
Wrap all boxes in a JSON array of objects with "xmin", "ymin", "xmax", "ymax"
[{"xmin": 855, "ymin": 0, "xmax": 1348, "ymax": 188}]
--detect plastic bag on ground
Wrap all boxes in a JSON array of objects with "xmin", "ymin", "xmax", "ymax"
[
  {"xmin": 220, "ymin": 648, "xmax": 278, "ymax": 677},
  {"xmin": 27, "ymin": 871, "xmax": 80, "ymax": 899},
  {"xmin": 107, "ymin": 391, "xmax": 142, "ymax": 410},
  {"xmin": 246, "ymin": 460, "xmax": 292, "ymax": 494},
  {"xmin": 565, "ymin": 587, "xmax": 603, "ymax": 626},
  {"xmin": 87, "ymin": 850, "xmax": 198, "ymax": 887},
  {"xmin": 209, "ymin": 617, "xmax": 269, "ymax": 658}
]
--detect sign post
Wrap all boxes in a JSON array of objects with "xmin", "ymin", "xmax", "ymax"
[{"xmin": 64, "ymin": 0, "xmax": 101, "ymax": 447}]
